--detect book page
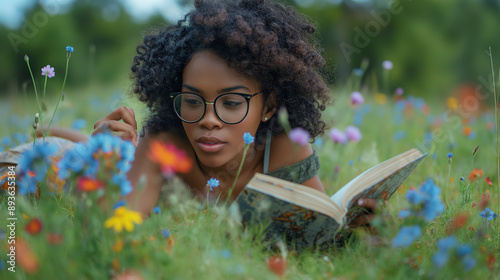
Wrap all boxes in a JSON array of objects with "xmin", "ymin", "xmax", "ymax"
[
  {"xmin": 249, "ymin": 173, "xmax": 345, "ymax": 221},
  {"xmin": 330, "ymin": 149, "xmax": 426, "ymax": 225}
]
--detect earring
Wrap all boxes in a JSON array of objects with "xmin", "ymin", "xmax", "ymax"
[{"xmin": 264, "ymin": 116, "xmax": 268, "ymax": 121}]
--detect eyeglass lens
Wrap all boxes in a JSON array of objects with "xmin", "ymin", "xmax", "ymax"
[{"xmin": 173, "ymin": 93, "xmax": 248, "ymax": 123}]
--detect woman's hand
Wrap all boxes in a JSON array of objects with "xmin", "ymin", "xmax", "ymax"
[
  {"xmin": 93, "ymin": 106, "xmax": 139, "ymax": 147},
  {"xmin": 348, "ymin": 198, "xmax": 381, "ymax": 234}
]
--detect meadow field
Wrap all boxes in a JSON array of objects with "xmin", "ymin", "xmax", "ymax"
[{"xmin": 0, "ymin": 56, "xmax": 499, "ymax": 279}]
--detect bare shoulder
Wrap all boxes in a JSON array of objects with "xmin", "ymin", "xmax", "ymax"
[{"xmin": 267, "ymin": 133, "xmax": 313, "ymax": 172}]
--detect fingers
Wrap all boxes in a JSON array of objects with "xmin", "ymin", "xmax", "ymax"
[
  {"xmin": 350, "ymin": 214, "xmax": 376, "ymax": 227},
  {"xmin": 93, "ymin": 106, "xmax": 138, "ymax": 146},
  {"xmin": 357, "ymin": 198, "xmax": 379, "ymax": 210}
]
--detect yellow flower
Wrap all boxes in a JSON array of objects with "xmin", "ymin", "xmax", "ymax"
[
  {"xmin": 447, "ymin": 97, "xmax": 458, "ymax": 110},
  {"xmin": 374, "ymin": 93, "xmax": 388, "ymax": 105},
  {"xmin": 104, "ymin": 206, "xmax": 143, "ymax": 232}
]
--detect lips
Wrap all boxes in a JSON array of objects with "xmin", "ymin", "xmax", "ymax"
[{"xmin": 196, "ymin": 136, "xmax": 226, "ymax": 153}]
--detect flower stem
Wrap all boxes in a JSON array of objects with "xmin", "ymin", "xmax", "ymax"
[
  {"xmin": 445, "ymin": 158, "xmax": 452, "ymax": 206},
  {"xmin": 46, "ymin": 55, "xmax": 71, "ymax": 138},
  {"xmin": 43, "ymin": 75, "xmax": 47, "ymax": 100},
  {"xmin": 226, "ymin": 144, "xmax": 249, "ymax": 205},
  {"xmin": 487, "ymin": 47, "xmax": 500, "ymax": 232},
  {"xmin": 26, "ymin": 59, "xmax": 45, "ymax": 143}
]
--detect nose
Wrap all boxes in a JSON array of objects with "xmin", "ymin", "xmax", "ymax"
[{"xmin": 198, "ymin": 103, "xmax": 223, "ymax": 129}]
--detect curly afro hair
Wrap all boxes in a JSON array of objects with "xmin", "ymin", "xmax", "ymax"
[{"xmin": 131, "ymin": 0, "xmax": 332, "ymax": 145}]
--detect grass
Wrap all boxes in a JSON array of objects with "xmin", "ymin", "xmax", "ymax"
[{"xmin": 0, "ymin": 74, "xmax": 499, "ymax": 279}]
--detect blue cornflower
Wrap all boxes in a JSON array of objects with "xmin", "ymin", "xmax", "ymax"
[
  {"xmin": 66, "ymin": 46, "xmax": 74, "ymax": 53},
  {"xmin": 112, "ymin": 174, "xmax": 132, "ymax": 196},
  {"xmin": 113, "ymin": 200, "xmax": 126, "ymax": 209},
  {"xmin": 1, "ymin": 136, "xmax": 11, "ymax": 147},
  {"xmin": 447, "ymin": 153, "xmax": 453, "ymax": 159},
  {"xmin": 479, "ymin": 207, "xmax": 498, "ymax": 221},
  {"xmin": 17, "ymin": 142, "xmax": 58, "ymax": 194},
  {"xmin": 243, "ymin": 132, "xmax": 254, "ymax": 145},
  {"xmin": 153, "ymin": 206, "xmax": 161, "ymax": 214},
  {"xmin": 433, "ymin": 236, "xmax": 476, "ymax": 271},
  {"xmin": 399, "ymin": 179, "xmax": 444, "ymax": 222},
  {"xmin": 207, "ymin": 177, "xmax": 220, "ymax": 191},
  {"xmin": 405, "ymin": 189, "xmax": 425, "ymax": 204},
  {"xmin": 71, "ymin": 119, "xmax": 86, "ymax": 130},
  {"xmin": 162, "ymin": 230, "xmax": 171, "ymax": 238},
  {"xmin": 392, "ymin": 225, "xmax": 421, "ymax": 248}
]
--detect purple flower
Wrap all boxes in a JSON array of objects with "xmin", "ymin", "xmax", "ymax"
[
  {"xmin": 479, "ymin": 208, "xmax": 498, "ymax": 221},
  {"xmin": 289, "ymin": 127, "xmax": 310, "ymax": 146},
  {"xmin": 207, "ymin": 177, "xmax": 220, "ymax": 191},
  {"xmin": 392, "ymin": 225, "xmax": 421, "ymax": 248},
  {"xmin": 350, "ymin": 91, "xmax": 364, "ymax": 105},
  {"xmin": 329, "ymin": 128, "xmax": 347, "ymax": 144},
  {"xmin": 41, "ymin": 65, "xmax": 55, "ymax": 78},
  {"xmin": 346, "ymin": 125, "xmax": 362, "ymax": 142},
  {"xmin": 395, "ymin": 87, "xmax": 404, "ymax": 95},
  {"xmin": 243, "ymin": 132, "xmax": 254, "ymax": 145},
  {"xmin": 382, "ymin": 60, "xmax": 393, "ymax": 70}
]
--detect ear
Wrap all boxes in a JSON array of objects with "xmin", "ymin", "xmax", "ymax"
[{"xmin": 261, "ymin": 93, "xmax": 277, "ymax": 122}]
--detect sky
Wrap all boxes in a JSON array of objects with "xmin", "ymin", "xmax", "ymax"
[{"xmin": 0, "ymin": 0, "xmax": 190, "ymax": 29}]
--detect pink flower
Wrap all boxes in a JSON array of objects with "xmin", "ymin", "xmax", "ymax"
[
  {"xmin": 329, "ymin": 128, "xmax": 347, "ymax": 144},
  {"xmin": 382, "ymin": 60, "xmax": 393, "ymax": 70},
  {"xmin": 346, "ymin": 125, "xmax": 362, "ymax": 142},
  {"xmin": 396, "ymin": 87, "xmax": 404, "ymax": 95},
  {"xmin": 41, "ymin": 65, "xmax": 55, "ymax": 78},
  {"xmin": 350, "ymin": 91, "xmax": 364, "ymax": 106},
  {"xmin": 289, "ymin": 127, "xmax": 310, "ymax": 146}
]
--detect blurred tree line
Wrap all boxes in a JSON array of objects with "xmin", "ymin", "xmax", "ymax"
[{"xmin": 2, "ymin": 0, "xmax": 500, "ymax": 99}]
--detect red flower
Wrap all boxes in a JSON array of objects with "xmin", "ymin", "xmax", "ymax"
[
  {"xmin": 148, "ymin": 140, "xmax": 192, "ymax": 177},
  {"xmin": 468, "ymin": 169, "xmax": 483, "ymax": 182},
  {"xmin": 267, "ymin": 256, "xmax": 286, "ymax": 277},
  {"xmin": 446, "ymin": 213, "xmax": 469, "ymax": 235},
  {"xmin": 485, "ymin": 176, "xmax": 492, "ymax": 186},
  {"xmin": 47, "ymin": 233, "xmax": 64, "ymax": 245},
  {"xmin": 77, "ymin": 177, "xmax": 104, "ymax": 192},
  {"xmin": 25, "ymin": 218, "xmax": 43, "ymax": 235}
]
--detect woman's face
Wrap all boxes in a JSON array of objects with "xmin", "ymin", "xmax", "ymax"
[{"xmin": 180, "ymin": 50, "xmax": 266, "ymax": 168}]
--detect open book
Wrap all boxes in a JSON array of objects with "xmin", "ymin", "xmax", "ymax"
[{"xmin": 234, "ymin": 148, "xmax": 426, "ymax": 250}]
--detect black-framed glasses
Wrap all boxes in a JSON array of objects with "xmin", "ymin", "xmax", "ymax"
[{"xmin": 170, "ymin": 91, "xmax": 262, "ymax": 124}]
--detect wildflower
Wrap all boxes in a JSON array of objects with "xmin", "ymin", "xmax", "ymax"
[
  {"xmin": 243, "ymin": 132, "xmax": 255, "ymax": 145},
  {"xmin": 153, "ymin": 206, "xmax": 161, "ymax": 214},
  {"xmin": 350, "ymin": 91, "xmax": 364, "ymax": 105},
  {"xmin": 447, "ymin": 97, "xmax": 458, "ymax": 110},
  {"xmin": 25, "ymin": 218, "xmax": 43, "ymax": 235},
  {"xmin": 433, "ymin": 236, "xmax": 476, "ymax": 271},
  {"xmin": 460, "ymin": 177, "xmax": 465, "ymax": 181},
  {"xmin": 479, "ymin": 193, "xmax": 490, "ymax": 209},
  {"xmin": 382, "ymin": 60, "xmax": 393, "ymax": 70},
  {"xmin": 111, "ymin": 174, "xmax": 132, "ymax": 196},
  {"xmin": 16, "ymin": 239, "xmax": 39, "ymax": 274},
  {"xmin": 161, "ymin": 230, "xmax": 171, "ymax": 238},
  {"xmin": 468, "ymin": 169, "xmax": 483, "ymax": 182},
  {"xmin": 113, "ymin": 201, "xmax": 127, "ymax": 209},
  {"xmin": 485, "ymin": 176, "xmax": 492, "ymax": 185},
  {"xmin": 392, "ymin": 225, "xmax": 421, "ymax": 248},
  {"xmin": 148, "ymin": 140, "xmax": 192, "ymax": 177},
  {"xmin": 446, "ymin": 213, "xmax": 469, "ymax": 234},
  {"xmin": 66, "ymin": 46, "xmax": 74, "ymax": 53},
  {"xmin": 112, "ymin": 240, "xmax": 124, "ymax": 252},
  {"xmin": 41, "ymin": 65, "xmax": 55, "ymax": 78},
  {"xmin": 207, "ymin": 177, "xmax": 220, "ymax": 191},
  {"xmin": 267, "ymin": 256, "xmax": 286, "ymax": 277},
  {"xmin": 346, "ymin": 125, "xmax": 362, "ymax": 142},
  {"xmin": 288, "ymin": 127, "xmax": 310, "ymax": 146},
  {"xmin": 46, "ymin": 233, "xmax": 63, "ymax": 245},
  {"xmin": 479, "ymin": 208, "xmax": 498, "ymax": 221},
  {"xmin": 462, "ymin": 126, "xmax": 472, "ymax": 136},
  {"xmin": 400, "ymin": 179, "xmax": 444, "ymax": 222},
  {"xmin": 18, "ymin": 142, "xmax": 58, "ymax": 194},
  {"xmin": 329, "ymin": 128, "xmax": 347, "ymax": 144},
  {"xmin": 24, "ymin": 54, "xmax": 29, "ymax": 62},
  {"xmin": 395, "ymin": 87, "xmax": 404, "ymax": 95},
  {"xmin": 374, "ymin": 93, "xmax": 388, "ymax": 105},
  {"xmin": 77, "ymin": 177, "xmax": 104, "ymax": 192},
  {"xmin": 104, "ymin": 206, "xmax": 143, "ymax": 232},
  {"xmin": 447, "ymin": 153, "xmax": 453, "ymax": 159}
]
